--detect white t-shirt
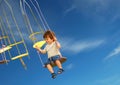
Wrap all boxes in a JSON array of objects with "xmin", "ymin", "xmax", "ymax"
[{"xmin": 44, "ymin": 41, "xmax": 61, "ymax": 58}]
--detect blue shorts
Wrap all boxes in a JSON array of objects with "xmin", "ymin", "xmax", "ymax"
[{"xmin": 44, "ymin": 55, "xmax": 60, "ymax": 66}]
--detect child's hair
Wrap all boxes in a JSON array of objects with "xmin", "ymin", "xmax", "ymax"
[{"xmin": 43, "ymin": 30, "xmax": 56, "ymax": 41}]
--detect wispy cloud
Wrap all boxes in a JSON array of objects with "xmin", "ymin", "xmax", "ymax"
[
  {"xmin": 64, "ymin": 4, "xmax": 76, "ymax": 15},
  {"xmin": 60, "ymin": 38, "xmax": 105, "ymax": 54},
  {"xmin": 65, "ymin": 63, "xmax": 74, "ymax": 70},
  {"xmin": 104, "ymin": 45, "xmax": 120, "ymax": 60},
  {"xmin": 64, "ymin": 0, "xmax": 120, "ymax": 23},
  {"xmin": 93, "ymin": 75, "xmax": 120, "ymax": 85},
  {"xmin": 64, "ymin": 0, "xmax": 110, "ymax": 14}
]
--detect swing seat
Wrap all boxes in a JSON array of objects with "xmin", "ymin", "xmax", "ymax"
[
  {"xmin": 29, "ymin": 31, "xmax": 44, "ymax": 41},
  {"xmin": 11, "ymin": 52, "xmax": 29, "ymax": 60},
  {"xmin": 0, "ymin": 46, "xmax": 12, "ymax": 53},
  {"xmin": 9, "ymin": 40, "xmax": 24, "ymax": 47},
  {"xmin": 0, "ymin": 60, "xmax": 10, "ymax": 64},
  {"xmin": 33, "ymin": 40, "xmax": 46, "ymax": 48},
  {"xmin": 0, "ymin": 36, "xmax": 8, "ymax": 39},
  {"xmin": 45, "ymin": 57, "xmax": 67, "ymax": 67}
]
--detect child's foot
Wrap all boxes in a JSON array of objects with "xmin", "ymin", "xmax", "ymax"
[
  {"xmin": 51, "ymin": 73, "xmax": 57, "ymax": 79},
  {"xmin": 58, "ymin": 69, "xmax": 64, "ymax": 74}
]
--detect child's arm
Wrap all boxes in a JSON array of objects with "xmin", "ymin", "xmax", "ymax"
[
  {"xmin": 53, "ymin": 36, "xmax": 61, "ymax": 49},
  {"xmin": 35, "ymin": 46, "xmax": 46, "ymax": 54},
  {"xmin": 54, "ymin": 38, "xmax": 61, "ymax": 49},
  {"xmin": 55, "ymin": 41, "xmax": 61, "ymax": 49}
]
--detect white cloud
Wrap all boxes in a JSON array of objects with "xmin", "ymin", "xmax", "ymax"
[
  {"xmin": 93, "ymin": 75, "xmax": 120, "ymax": 85},
  {"xmin": 60, "ymin": 38, "xmax": 105, "ymax": 54},
  {"xmin": 64, "ymin": 0, "xmax": 120, "ymax": 23},
  {"xmin": 64, "ymin": 0, "xmax": 110, "ymax": 14},
  {"xmin": 64, "ymin": 4, "xmax": 76, "ymax": 15},
  {"xmin": 65, "ymin": 63, "xmax": 74, "ymax": 70},
  {"xmin": 104, "ymin": 45, "xmax": 120, "ymax": 60},
  {"xmin": 110, "ymin": 14, "xmax": 120, "ymax": 23}
]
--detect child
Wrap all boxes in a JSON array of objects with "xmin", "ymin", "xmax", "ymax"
[{"xmin": 35, "ymin": 30, "xmax": 64, "ymax": 79}]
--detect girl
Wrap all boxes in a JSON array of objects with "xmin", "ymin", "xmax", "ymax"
[{"xmin": 35, "ymin": 30, "xmax": 64, "ymax": 79}]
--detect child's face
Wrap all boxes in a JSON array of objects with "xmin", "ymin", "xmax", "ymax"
[{"xmin": 45, "ymin": 36, "xmax": 54, "ymax": 44}]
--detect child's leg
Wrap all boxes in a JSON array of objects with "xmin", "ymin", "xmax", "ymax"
[
  {"xmin": 55, "ymin": 60, "xmax": 64, "ymax": 74},
  {"xmin": 55, "ymin": 60, "xmax": 62, "ymax": 69},
  {"xmin": 46, "ymin": 64, "xmax": 54, "ymax": 73},
  {"xmin": 46, "ymin": 64, "xmax": 57, "ymax": 79}
]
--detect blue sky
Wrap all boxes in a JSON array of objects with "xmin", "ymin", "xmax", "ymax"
[{"xmin": 0, "ymin": 0, "xmax": 120, "ymax": 85}]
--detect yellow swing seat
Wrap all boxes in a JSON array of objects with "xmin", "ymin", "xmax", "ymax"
[
  {"xmin": 0, "ymin": 46, "xmax": 12, "ymax": 53},
  {"xmin": 11, "ymin": 52, "xmax": 29, "ymax": 60},
  {"xmin": 33, "ymin": 40, "xmax": 46, "ymax": 48},
  {"xmin": 29, "ymin": 32, "xmax": 44, "ymax": 41}
]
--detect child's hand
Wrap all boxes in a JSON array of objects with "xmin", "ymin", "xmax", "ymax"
[
  {"xmin": 55, "ymin": 41, "xmax": 61, "ymax": 49},
  {"xmin": 35, "ymin": 45, "xmax": 39, "ymax": 50},
  {"xmin": 53, "ymin": 36, "xmax": 57, "ymax": 41},
  {"xmin": 35, "ymin": 45, "xmax": 43, "ymax": 53}
]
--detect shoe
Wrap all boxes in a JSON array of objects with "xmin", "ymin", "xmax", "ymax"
[
  {"xmin": 51, "ymin": 73, "xmax": 57, "ymax": 79},
  {"xmin": 58, "ymin": 69, "xmax": 64, "ymax": 74}
]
